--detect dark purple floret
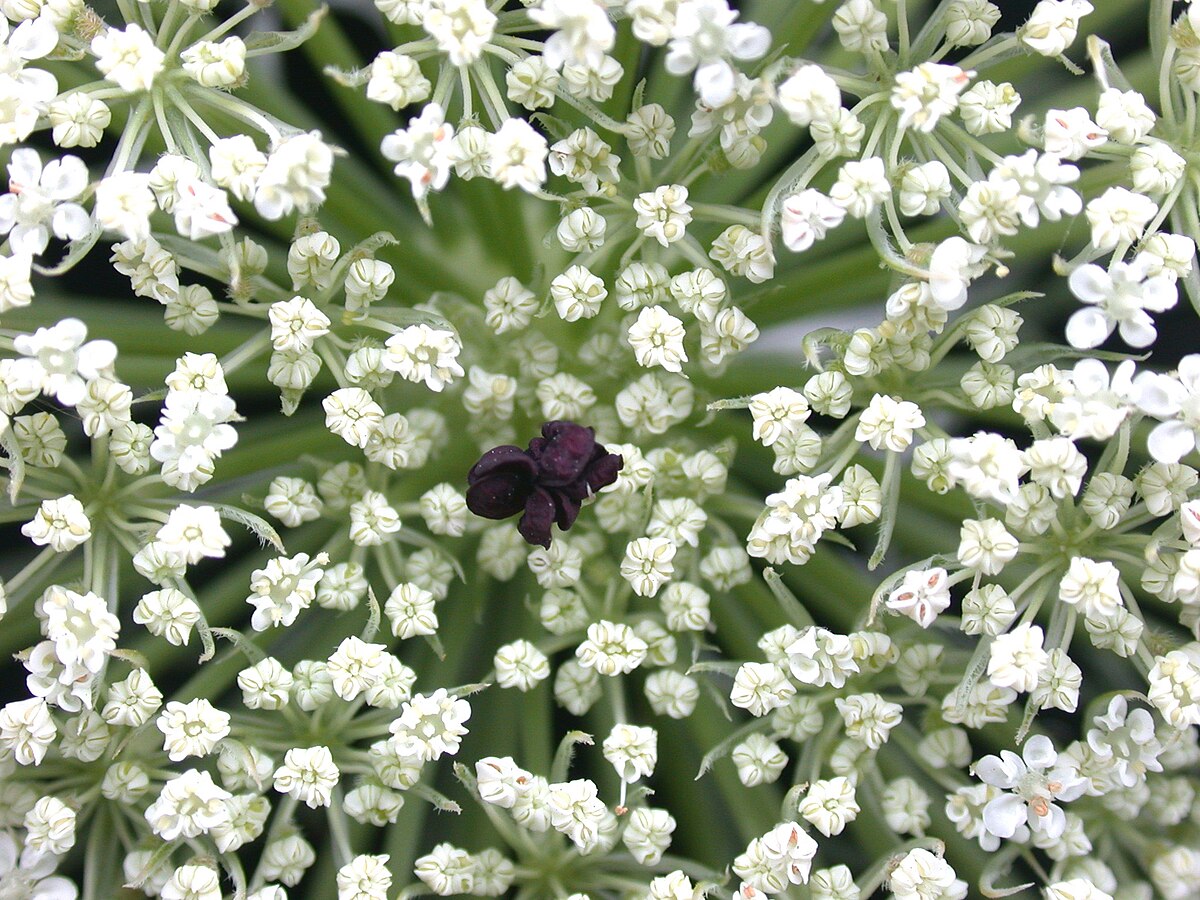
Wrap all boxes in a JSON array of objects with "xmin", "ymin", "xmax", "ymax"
[{"xmin": 466, "ymin": 421, "xmax": 624, "ymax": 548}]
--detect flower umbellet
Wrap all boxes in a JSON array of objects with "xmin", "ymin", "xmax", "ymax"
[{"xmin": 466, "ymin": 420, "xmax": 622, "ymax": 547}]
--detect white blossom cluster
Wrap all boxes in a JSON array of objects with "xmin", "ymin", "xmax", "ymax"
[{"xmin": 0, "ymin": 0, "xmax": 1198, "ymax": 898}]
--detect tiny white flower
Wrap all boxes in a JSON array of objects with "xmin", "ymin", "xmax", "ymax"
[{"xmin": 92, "ymin": 23, "xmax": 165, "ymax": 92}]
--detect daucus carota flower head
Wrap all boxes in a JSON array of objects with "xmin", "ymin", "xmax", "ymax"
[{"xmin": 4, "ymin": 0, "xmax": 1200, "ymax": 897}]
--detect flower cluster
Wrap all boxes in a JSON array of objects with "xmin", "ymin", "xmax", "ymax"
[{"xmin": 1, "ymin": 0, "xmax": 1199, "ymax": 898}]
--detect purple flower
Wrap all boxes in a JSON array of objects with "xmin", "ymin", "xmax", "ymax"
[{"xmin": 466, "ymin": 421, "xmax": 623, "ymax": 548}]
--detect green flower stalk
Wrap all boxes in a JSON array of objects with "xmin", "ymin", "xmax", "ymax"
[{"xmin": 1, "ymin": 0, "xmax": 1199, "ymax": 899}]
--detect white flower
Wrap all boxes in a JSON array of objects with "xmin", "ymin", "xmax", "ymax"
[
  {"xmin": 163, "ymin": 865, "xmax": 221, "ymax": 900},
  {"xmin": 785, "ymin": 627, "xmax": 858, "ymax": 688},
  {"xmin": 1044, "ymin": 880, "xmax": 1113, "ymax": 900},
  {"xmin": 253, "ymin": 132, "xmax": 335, "ymax": 220},
  {"xmin": 181, "ymin": 35, "xmax": 246, "ymax": 88},
  {"xmin": 958, "ymin": 79, "xmax": 1019, "ymax": 134},
  {"xmin": 11, "ymin": 317, "xmax": 115, "ymax": 407},
  {"xmin": 145, "ymin": 769, "xmax": 231, "ymax": 840},
  {"xmin": 576, "ymin": 619, "xmax": 648, "ymax": 675},
  {"xmin": 1131, "ymin": 140, "xmax": 1187, "ymax": 196},
  {"xmin": 627, "ymin": 306, "xmax": 688, "ymax": 372},
  {"xmin": 730, "ymin": 662, "xmax": 795, "ymax": 717},
  {"xmin": 102, "ymin": 668, "xmax": 163, "ymax": 727},
  {"xmin": 150, "ymin": 389, "xmax": 239, "ymax": 492},
  {"xmin": 1147, "ymin": 644, "xmax": 1200, "ymax": 728},
  {"xmin": 270, "ymin": 296, "xmax": 331, "ymax": 354},
  {"xmin": 414, "ymin": 843, "xmax": 475, "ymax": 896},
  {"xmin": 338, "ymin": 854, "xmax": 392, "ymax": 900},
  {"xmin": 1066, "ymin": 258, "xmax": 1176, "ymax": 349},
  {"xmin": 710, "ymin": 224, "xmax": 774, "ymax": 283},
  {"xmin": 92, "ymin": 23, "xmax": 165, "ymax": 91},
  {"xmin": 887, "ymin": 567, "xmax": 952, "ymax": 628},
  {"xmin": 829, "ymin": 156, "xmax": 889, "ymax": 219},
  {"xmin": 757, "ymin": 822, "xmax": 817, "ymax": 886},
  {"xmin": 327, "ymin": 636, "xmax": 390, "ymax": 701},
  {"xmin": 133, "ymin": 588, "xmax": 202, "ymax": 646},
  {"xmin": 475, "ymin": 756, "xmax": 531, "ymax": 809},
  {"xmin": 836, "ymin": 692, "xmax": 902, "ymax": 749},
  {"xmin": 778, "ymin": 64, "xmax": 840, "ymax": 127},
  {"xmin": 855, "ymin": 394, "xmax": 925, "ymax": 452},
  {"xmin": 273, "ymin": 746, "xmax": 340, "ymax": 808},
  {"xmin": 22, "ymin": 494, "xmax": 90, "ymax": 553},
  {"xmin": 1050, "ymin": 358, "xmax": 1135, "ymax": 441},
  {"xmin": 1085, "ymin": 187, "xmax": 1157, "ymax": 252},
  {"xmin": 973, "ymin": 734, "xmax": 1087, "ymax": 840},
  {"xmin": 1020, "ymin": 0, "xmax": 1092, "ymax": 56},
  {"xmin": 780, "ymin": 189, "xmax": 845, "ymax": 252},
  {"xmin": 992, "ymin": 150, "xmax": 1082, "ymax": 227},
  {"xmin": 156, "ymin": 698, "xmax": 231, "ymax": 761},
  {"xmin": 389, "ymin": 689, "xmax": 471, "ymax": 761},
  {"xmin": 381, "ymin": 102, "xmax": 455, "ymax": 201},
  {"xmin": 368, "ymin": 50, "xmax": 430, "ymax": 110},
  {"xmin": 155, "ymin": 504, "xmax": 231, "ymax": 565},
  {"xmin": 665, "ymin": 0, "xmax": 770, "ymax": 107},
  {"xmin": 1138, "ymin": 355, "xmax": 1200, "ymax": 463},
  {"xmin": 633, "ymin": 184, "xmax": 692, "ymax": 246},
  {"xmin": 530, "ymin": 0, "xmax": 614, "ymax": 70},
  {"xmin": 888, "ymin": 848, "xmax": 967, "ymax": 900},
  {"xmin": 799, "ymin": 776, "xmax": 859, "ymax": 837},
  {"xmin": 494, "ymin": 639, "xmax": 550, "ymax": 691},
  {"xmin": 1058, "ymin": 557, "xmax": 1122, "ymax": 620},
  {"xmin": 1096, "ymin": 87, "xmax": 1155, "ymax": 144},
  {"xmin": 384, "ymin": 324, "xmax": 464, "ymax": 391},
  {"xmin": 547, "ymin": 778, "xmax": 607, "ymax": 848},
  {"xmin": 988, "ymin": 623, "xmax": 1049, "ymax": 693},
  {"xmin": 602, "ymin": 723, "xmax": 657, "ymax": 782},
  {"xmin": 0, "ymin": 251, "xmax": 32, "ymax": 312},
  {"xmin": 384, "ymin": 582, "xmax": 438, "ymax": 638},
  {"xmin": 247, "ymin": 551, "xmax": 327, "ymax": 630},
  {"xmin": 0, "ymin": 17, "xmax": 59, "ymax": 144},
  {"xmin": 900, "ymin": 161, "xmax": 953, "ymax": 218},
  {"xmin": 94, "ymin": 171, "xmax": 155, "ymax": 242},
  {"xmin": 1042, "ymin": 107, "xmax": 1107, "ymax": 160},
  {"xmin": 891, "ymin": 63, "xmax": 973, "ymax": 133},
  {"xmin": 209, "ymin": 135, "xmax": 267, "ymax": 202},
  {"xmin": 1024, "ymin": 436, "xmax": 1086, "ymax": 498},
  {"xmin": 621, "ymin": 536, "xmax": 676, "ymax": 597},
  {"xmin": 489, "ymin": 118, "xmax": 548, "ymax": 192},
  {"xmin": 947, "ymin": 431, "xmax": 1025, "ymax": 504},
  {"xmin": 0, "ymin": 697, "xmax": 56, "ymax": 765},
  {"xmin": 40, "ymin": 584, "xmax": 119, "ymax": 674},
  {"xmin": 22, "ymin": 796, "xmax": 76, "ymax": 860},
  {"xmin": 0, "ymin": 149, "xmax": 89, "ymax": 255},
  {"xmin": 423, "ymin": 0, "xmax": 496, "ymax": 66}
]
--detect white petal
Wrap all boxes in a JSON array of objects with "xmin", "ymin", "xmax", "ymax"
[
  {"xmin": 982, "ymin": 793, "xmax": 1027, "ymax": 838},
  {"xmin": 1022, "ymin": 734, "xmax": 1056, "ymax": 769},
  {"xmin": 1147, "ymin": 420, "xmax": 1196, "ymax": 464},
  {"xmin": 42, "ymin": 157, "xmax": 88, "ymax": 200},
  {"xmin": 727, "ymin": 23, "xmax": 771, "ymax": 61},
  {"xmin": 1178, "ymin": 353, "xmax": 1200, "ymax": 389},
  {"xmin": 1141, "ymin": 275, "xmax": 1178, "ymax": 313},
  {"xmin": 7, "ymin": 147, "xmax": 42, "ymax": 188},
  {"xmin": 51, "ymin": 204, "xmax": 91, "ymax": 242},
  {"xmin": 1067, "ymin": 264, "xmax": 1111, "ymax": 304},
  {"xmin": 1065, "ymin": 307, "xmax": 1110, "ymax": 349},
  {"xmin": 973, "ymin": 753, "xmax": 1020, "ymax": 789},
  {"xmin": 10, "ymin": 18, "xmax": 59, "ymax": 61},
  {"xmin": 1133, "ymin": 371, "xmax": 1184, "ymax": 417},
  {"xmin": 1070, "ymin": 358, "xmax": 1109, "ymax": 394},
  {"xmin": 695, "ymin": 61, "xmax": 735, "ymax": 107},
  {"xmin": 1117, "ymin": 312, "xmax": 1156, "ymax": 348}
]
